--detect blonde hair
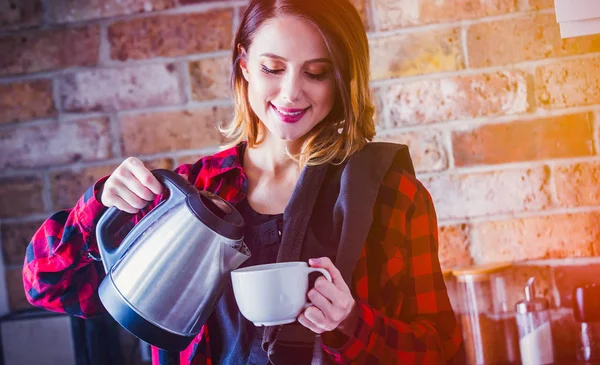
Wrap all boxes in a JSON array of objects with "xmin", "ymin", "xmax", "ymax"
[{"xmin": 221, "ymin": 0, "xmax": 375, "ymax": 167}]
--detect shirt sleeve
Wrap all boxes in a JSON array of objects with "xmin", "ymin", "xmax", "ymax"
[
  {"xmin": 321, "ymin": 171, "xmax": 463, "ymax": 364},
  {"xmin": 22, "ymin": 163, "xmax": 200, "ymax": 318},
  {"xmin": 22, "ymin": 177, "xmax": 112, "ymax": 317}
]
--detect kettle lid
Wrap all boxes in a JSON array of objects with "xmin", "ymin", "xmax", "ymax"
[{"xmin": 187, "ymin": 191, "xmax": 245, "ymax": 240}]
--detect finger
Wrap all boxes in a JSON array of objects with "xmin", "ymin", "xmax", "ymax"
[
  {"xmin": 313, "ymin": 277, "xmax": 348, "ymax": 310},
  {"xmin": 109, "ymin": 194, "xmax": 139, "ymax": 214},
  {"xmin": 309, "ymin": 257, "xmax": 348, "ymax": 289},
  {"xmin": 127, "ymin": 158, "xmax": 163, "ymax": 195},
  {"xmin": 298, "ymin": 311, "xmax": 326, "ymax": 334},
  {"xmin": 119, "ymin": 170, "xmax": 158, "ymax": 202},
  {"xmin": 307, "ymin": 287, "xmax": 338, "ymax": 321},
  {"xmin": 303, "ymin": 306, "xmax": 334, "ymax": 332},
  {"xmin": 112, "ymin": 180, "xmax": 149, "ymax": 210}
]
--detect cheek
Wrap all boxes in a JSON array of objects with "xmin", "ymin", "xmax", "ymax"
[
  {"xmin": 249, "ymin": 74, "xmax": 279, "ymax": 98},
  {"xmin": 314, "ymin": 83, "xmax": 336, "ymax": 108}
]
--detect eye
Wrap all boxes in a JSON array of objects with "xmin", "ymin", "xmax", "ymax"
[
  {"xmin": 261, "ymin": 65, "xmax": 282, "ymax": 75},
  {"xmin": 306, "ymin": 72, "xmax": 328, "ymax": 81}
]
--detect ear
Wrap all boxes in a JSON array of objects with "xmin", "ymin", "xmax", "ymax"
[{"xmin": 238, "ymin": 44, "xmax": 250, "ymax": 82}]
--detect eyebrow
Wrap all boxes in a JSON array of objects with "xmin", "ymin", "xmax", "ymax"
[{"xmin": 259, "ymin": 53, "xmax": 331, "ymax": 64}]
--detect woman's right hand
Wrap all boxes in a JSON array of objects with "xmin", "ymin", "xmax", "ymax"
[{"xmin": 99, "ymin": 157, "xmax": 164, "ymax": 214}]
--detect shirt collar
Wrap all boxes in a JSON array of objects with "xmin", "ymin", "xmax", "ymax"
[{"xmin": 204, "ymin": 141, "xmax": 247, "ymax": 184}]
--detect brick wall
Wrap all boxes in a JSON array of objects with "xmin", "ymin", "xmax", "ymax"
[{"xmin": 1, "ymin": 0, "xmax": 600, "ymax": 315}]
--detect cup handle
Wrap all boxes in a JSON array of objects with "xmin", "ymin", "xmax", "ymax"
[{"xmin": 303, "ymin": 268, "xmax": 333, "ymax": 309}]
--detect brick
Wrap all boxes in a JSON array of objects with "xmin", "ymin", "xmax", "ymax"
[
  {"xmin": 471, "ymin": 212, "xmax": 598, "ymax": 263},
  {"xmin": 120, "ymin": 107, "xmax": 230, "ymax": 156},
  {"xmin": 60, "ymin": 64, "xmax": 184, "ymax": 112},
  {"xmin": 381, "ymin": 71, "xmax": 528, "ymax": 128},
  {"xmin": 0, "ymin": 80, "xmax": 56, "ymax": 125},
  {"xmin": 0, "ymin": 26, "xmax": 99, "ymax": 77},
  {"xmin": 372, "ymin": 0, "xmax": 517, "ymax": 31},
  {"xmin": 468, "ymin": 14, "xmax": 600, "ymax": 68},
  {"xmin": 453, "ymin": 113, "xmax": 595, "ymax": 167},
  {"xmin": 5, "ymin": 267, "xmax": 32, "ymax": 311},
  {"xmin": 0, "ymin": 118, "xmax": 112, "ymax": 170},
  {"xmin": 50, "ymin": 158, "xmax": 173, "ymax": 210},
  {"xmin": 371, "ymin": 0, "xmax": 419, "ymax": 30},
  {"xmin": 1, "ymin": 220, "xmax": 44, "ymax": 265},
  {"xmin": 0, "ymin": 175, "xmax": 44, "ymax": 218},
  {"xmin": 370, "ymin": 28, "xmax": 464, "ymax": 80},
  {"xmin": 190, "ymin": 57, "xmax": 232, "ymax": 101},
  {"xmin": 438, "ymin": 224, "xmax": 474, "ymax": 270},
  {"xmin": 536, "ymin": 57, "xmax": 600, "ymax": 109},
  {"xmin": 50, "ymin": 164, "xmax": 116, "ymax": 211},
  {"xmin": 423, "ymin": 166, "xmax": 552, "ymax": 221},
  {"xmin": 420, "ymin": 0, "xmax": 518, "ymax": 25},
  {"xmin": 0, "ymin": 0, "xmax": 43, "ymax": 31},
  {"xmin": 529, "ymin": 0, "xmax": 555, "ymax": 10},
  {"xmin": 47, "ymin": 0, "xmax": 174, "ymax": 24},
  {"xmin": 554, "ymin": 161, "xmax": 600, "ymax": 207},
  {"xmin": 109, "ymin": 10, "xmax": 233, "ymax": 61},
  {"xmin": 374, "ymin": 129, "xmax": 448, "ymax": 172}
]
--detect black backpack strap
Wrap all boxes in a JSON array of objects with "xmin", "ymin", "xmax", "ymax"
[{"xmin": 263, "ymin": 143, "xmax": 415, "ymax": 364}]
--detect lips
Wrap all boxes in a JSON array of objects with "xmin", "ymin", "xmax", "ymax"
[{"xmin": 270, "ymin": 103, "xmax": 310, "ymax": 124}]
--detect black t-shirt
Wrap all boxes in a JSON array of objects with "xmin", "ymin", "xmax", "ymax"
[{"xmin": 207, "ymin": 198, "xmax": 283, "ymax": 365}]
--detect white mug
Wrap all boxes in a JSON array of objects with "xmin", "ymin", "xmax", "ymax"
[{"xmin": 231, "ymin": 261, "xmax": 332, "ymax": 326}]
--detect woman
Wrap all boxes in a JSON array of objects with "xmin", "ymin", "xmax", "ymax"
[{"xmin": 22, "ymin": 0, "xmax": 462, "ymax": 364}]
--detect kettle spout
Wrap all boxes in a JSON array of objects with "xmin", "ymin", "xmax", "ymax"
[{"xmin": 221, "ymin": 242, "xmax": 251, "ymax": 272}]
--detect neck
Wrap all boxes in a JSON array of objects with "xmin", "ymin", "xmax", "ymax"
[{"xmin": 246, "ymin": 128, "xmax": 302, "ymax": 176}]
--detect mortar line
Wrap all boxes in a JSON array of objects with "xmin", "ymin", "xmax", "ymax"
[
  {"xmin": 41, "ymin": 170, "xmax": 54, "ymax": 213},
  {"xmin": 460, "ymin": 26, "xmax": 470, "ymax": 69}
]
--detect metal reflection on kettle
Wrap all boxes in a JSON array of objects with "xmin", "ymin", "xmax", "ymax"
[{"xmin": 95, "ymin": 169, "xmax": 250, "ymax": 352}]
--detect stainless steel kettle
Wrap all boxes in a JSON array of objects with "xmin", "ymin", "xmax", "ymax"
[{"xmin": 95, "ymin": 169, "xmax": 250, "ymax": 351}]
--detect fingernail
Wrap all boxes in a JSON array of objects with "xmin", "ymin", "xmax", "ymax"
[{"xmin": 309, "ymin": 258, "xmax": 320, "ymax": 264}]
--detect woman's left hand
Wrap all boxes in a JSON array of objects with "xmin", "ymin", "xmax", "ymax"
[{"xmin": 298, "ymin": 257, "xmax": 359, "ymax": 336}]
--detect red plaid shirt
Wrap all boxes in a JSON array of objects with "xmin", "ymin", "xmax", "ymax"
[{"xmin": 22, "ymin": 143, "xmax": 462, "ymax": 364}]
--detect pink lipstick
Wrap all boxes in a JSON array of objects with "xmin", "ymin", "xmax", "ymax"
[{"xmin": 270, "ymin": 103, "xmax": 309, "ymax": 124}]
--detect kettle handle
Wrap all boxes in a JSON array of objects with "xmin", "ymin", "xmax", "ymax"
[{"xmin": 95, "ymin": 169, "xmax": 197, "ymax": 273}]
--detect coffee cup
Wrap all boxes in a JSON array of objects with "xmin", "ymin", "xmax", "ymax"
[{"xmin": 231, "ymin": 261, "xmax": 332, "ymax": 326}]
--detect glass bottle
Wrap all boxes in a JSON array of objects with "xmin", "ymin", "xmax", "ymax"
[
  {"xmin": 574, "ymin": 283, "xmax": 600, "ymax": 363},
  {"xmin": 515, "ymin": 277, "xmax": 555, "ymax": 365}
]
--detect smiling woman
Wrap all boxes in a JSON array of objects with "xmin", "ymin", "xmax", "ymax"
[
  {"xmin": 223, "ymin": 0, "xmax": 375, "ymax": 168},
  {"xmin": 22, "ymin": 0, "xmax": 462, "ymax": 364},
  {"xmin": 239, "ymin": 16, "xmax": 337, "ymax": 144}
]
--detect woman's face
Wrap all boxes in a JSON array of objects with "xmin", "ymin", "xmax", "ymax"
[{"xmin": 240, "ymin": 15, "xmax": 336, "ymax": 143}]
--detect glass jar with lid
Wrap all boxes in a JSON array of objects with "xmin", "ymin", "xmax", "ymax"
[
  {"xmin": 453, "ymin": 263, "xmax": 520, "ymax": 365},
  {"xmin": 443, "ymin": 269, "xmax": 461, "ymax": 315}
]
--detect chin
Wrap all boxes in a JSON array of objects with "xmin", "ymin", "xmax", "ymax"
[
  {"xmin": 276, "ymin": 133, "xmax": 302, "ymax": 142},
  {"xmin": 271, "ymin": 124, "xmax": 310, "ymax": 142}
]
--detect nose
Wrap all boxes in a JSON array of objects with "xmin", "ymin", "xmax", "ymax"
[{"xmin": 280, "ymin": 72, "xmax": 302, "ymax": 103}]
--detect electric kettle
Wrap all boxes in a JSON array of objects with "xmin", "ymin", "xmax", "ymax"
[{"xmin": 95, "ymin": 169, "xmax": 250, "ymax": 352}]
